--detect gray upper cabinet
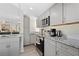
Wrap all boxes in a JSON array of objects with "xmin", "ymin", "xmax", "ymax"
[
  {"xmin": 36, "ymin": 3, "xmax": 79, "ymax": 27},
  {"xmin": 63, "ymin": 3, "xmax": 79, "ymax": 23},
  {"xmin": 36, "ymin": 3, "xmax": 63, "ymax": 27},
  {"xmin": 50, "ymin": 3, "xmax": 63, "ymax": 25},
  {"xmin": 36, "ymin": 18, "xmax": 40, "ymax": 28},
  {"xmin": 43, "ymin": 10, "xmax": 50, "ymax": 18},
  {"xmin": 36, "ymin": 17, "xmax": 42, "ymax": 28}
]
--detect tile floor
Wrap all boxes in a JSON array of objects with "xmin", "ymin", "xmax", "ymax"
[{"xmin": 20, "ymin": 45, "xmax": 40, "ymax": 56}]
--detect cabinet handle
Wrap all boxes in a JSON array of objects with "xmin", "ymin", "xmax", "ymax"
[
  {"xmin": 56, "ymin": 51, "xmax": 57, "ymax": 55},
  {"xmin": 6, "ymin": 45, "xmax": 10, "ymax": 48}
]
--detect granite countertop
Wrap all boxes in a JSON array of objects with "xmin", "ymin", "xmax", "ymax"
[
  {"xmin": 0, "ymin": 32, "xmax": 19, "ymax": 35},
  {"xmin": 50, "ymin": 37, "xmax": 79, "ymax": 49},
  {"xmin": 0, "ymin": 34, "xmax": 21, "ymax": 38},
  {"xmin": 45, "ymin": 32, "xmax": 79, "ymax": 49}
]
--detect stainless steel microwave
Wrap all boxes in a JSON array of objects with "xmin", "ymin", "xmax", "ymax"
[{"xmin": 42, "ymin": 16, "xmax": 50, "ymax": 27}]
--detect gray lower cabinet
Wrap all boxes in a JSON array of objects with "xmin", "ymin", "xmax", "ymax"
[
  {"xmin": 44, "ymin": 37, "xmax": 79, "ymax": 56},
  {"xmin": 30, "ymin": 34, "xmax": 36, "ymax": 44},
  {"xmin": 44, "ymin": 38, "xmax": 56, "ymax": 56},
  {"xmin": 0, "ymin": 37, "xmax": 19, "ymax": 56},
  {"xmin": 57, "ymin": 42, "xmax": 79, "ymax": 56},
  {"xmin": 0, "ymin": 43, "xmax": 8, "ymax": 56}
]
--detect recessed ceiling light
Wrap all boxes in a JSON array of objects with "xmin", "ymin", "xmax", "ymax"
[{"xmin": 30, "ymin": 7, "xmax": 33, "ymax": 10}]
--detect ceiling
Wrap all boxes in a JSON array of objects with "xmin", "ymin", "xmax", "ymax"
[{"xmin": 12, "ymin": 3, "xmax": 54, "ymax": 17}]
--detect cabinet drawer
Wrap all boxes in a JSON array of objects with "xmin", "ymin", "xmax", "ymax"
[
  {"xmin": 46, "ymin": 39, "xmax": 56, "ymax": 46},
  {"xmin": 57, "ymin": 48, "xmax": 72, "ymax": 56},
  {"xmin": 61, "ymin": 44, "xmax": 78, "ymax": 55},
  {"xmin": 9, "ymin": 37, "xmax": 19, "ymax": 41},
  {"xmin": 0, "ymin": 39, "xmax": 9, "ymax": 44}
]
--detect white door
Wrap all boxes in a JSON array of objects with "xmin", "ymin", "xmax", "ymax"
[
  {"xmin": 23, "ymin": 15, "xmax": 30, "ymax": 45},
  {"xmin": 44, "ymin": 38, "xmax": 56, "ymax": 56}
]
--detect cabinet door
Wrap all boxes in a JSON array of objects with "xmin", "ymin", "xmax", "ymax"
[
  {"xmin": 0, "ymin": 38, "xmax": 9, "ymax": 56},
  {"xmin": 36, "ymin": 18, "xmax": 42, "ymax": 28},
  {"xmin": 64, "ymin": 3, "xmax": 79, "ymax": 23},
  {"xmin": 44, "ymin": 38, "xmax": 56, "ymax": 56},
  {"xmin": 8, "ymin": 38, "xmax": 19, "ymax": 56},
  {"xmin": 57, "ymin": 42, "xmax": 72, "ymax": 56},
  {"xmin": 57, "ymin": 48, "xmax": 72, "ymax": 56},
  {"xmin": 57, "ymin": 42, "xmax": 79, "ymax": 56},
  {"xmin": 30, "ymin": 34, "xmax": 36, "ymax": 44},
  {"xmin": 0, "ymin": 43, "xmax": 8, "ymax": 56},
  {"xmin": 43, "ymin": 10, "xmax": 50, "ymax": 18},
  {"xmin": 50, "ymin": 3, "xmax": 62, "ymax": 25}
]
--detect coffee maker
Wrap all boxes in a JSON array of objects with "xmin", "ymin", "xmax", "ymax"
[{"xmin": 50, "ymin": 29, "xmax": 57, "ymax": 37}]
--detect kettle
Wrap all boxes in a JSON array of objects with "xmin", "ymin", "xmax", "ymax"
[{"xmin": 57, "ymin": 30, "xmax": 63, "ymax": 37}]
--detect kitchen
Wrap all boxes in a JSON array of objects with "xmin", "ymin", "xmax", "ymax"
[{"xmin": 0, "ymin": 3, "xmax": 79, "ymax": 56}]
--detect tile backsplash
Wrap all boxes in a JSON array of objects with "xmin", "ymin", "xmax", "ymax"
[{"xmin": 44, "ymin": 23, "xmax": 79, "ymax": 40}]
